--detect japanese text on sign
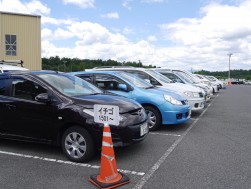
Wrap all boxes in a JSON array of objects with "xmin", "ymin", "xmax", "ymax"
[{"xmin": 94, "ymin": 105, "xmax": 120, "ymax": 126}]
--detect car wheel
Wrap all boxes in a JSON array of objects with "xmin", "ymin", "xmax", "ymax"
[
  {"xmin": 143, "ymin": 106, "xmax": 161, "ymax": 131},
  {"xmin": 61, "ymin": 126, "xmax": 95, "ymax": 162}
]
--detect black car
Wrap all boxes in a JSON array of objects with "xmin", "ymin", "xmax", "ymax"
[{"xmin": 0, "ymin": 71, "xmax": 148, "ymax": 162}]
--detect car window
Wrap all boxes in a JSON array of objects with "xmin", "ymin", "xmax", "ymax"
[
  {"xmin": 145, "ymin": 70, "xmax": 172, "ymax": 84},
  {"xmin": 125, "ymin": 70, "xmax": 161, "ymax": 86},
  {"xmin": 127, "ymin": 71, "xmax": 149, "ymax": 80},
  {"xmin": 174, "ymin": 71, "xmax": 198, "ymax": 84},
  {"xmin": 119, "ymin": 72, "xmax": 153, "ymax": 88},
  {"xmin": 161, "ymin": 72, "xmax": 183, "ymax": 83},
  {"xmin": 0, "ymin": 77, "xmax": 8, "ymax": 95},
  {"xmin": 94, "ymin": 74, "xmax": 125, "ymax": 91},
  {"xmin": 78, "ymin": 74, "xmax": 93, "ymax": 83},
  {"xmin": 38, "ymin": 74, "xmax": 103, "ymax": 96},
  {"xmin": 10, "ymin": 78, "xmax": 47, "ymax": 101}
]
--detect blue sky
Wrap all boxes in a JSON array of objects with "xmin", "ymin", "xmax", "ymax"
[{"xmin": 1, "ymin": 0, "xmax": 251, "ymax": 71}]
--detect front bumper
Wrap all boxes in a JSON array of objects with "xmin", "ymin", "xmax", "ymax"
[
  {"xmin": 159, "ymin": 102, "xmax": 191, "ymax": 125},
  {"xmin": 110, "ymin": 120, "xmax": 149, "ymax": 147},
  {"xmin": 188, "ymin": 98, "xmax": 205, "ymax": 111}
]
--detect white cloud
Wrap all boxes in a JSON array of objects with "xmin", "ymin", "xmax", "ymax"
[
  {"xmin": 158, "ymin": 0, "xmax": 251, "ymax": 70},
  {"xmin": 42, "ymin": 27, "xmax": 75, "ymax": 41},
  {"xmin": 123, "ymin": 27, "xmax": 134, "ymax": 35},
  {"xmin": 101, "ymin": 12, "xmax": 119, "ymax": 19},
  {"xmin": 41, "ymin": 28, "xmax": 53, "ymax": 40},
  {"xmin": 122, "ymin": 0, "xmax": 132, "ymax": 10},
  {"xmin": 70, "ymin": 22, "xmax": 131, "ymax": 48},
  {"xmin": 41, "ymin": 0, "xmax": 251, "ymax": 71},
  {"xmin": 41, "ymin": 20, "xmax": 156, "ymax": 64},
  {"xmin": 54, "ymin": 28, "xmax": 75, "ymax": 40},
  {"xmin": 2, "ymin": 0, "xmax": 251, "ymax": 71},
  {"xmin": 0, "ymin": 0, "xmax": 50, "ymax": 15},
  {"xmin": 42, "ymin": 16, "xmax": 76, "ymax": 26},
  {"xmin": 62, "ymin": 0, "xmax": 95, "ymax": 8},
  {"xmin": 26, "ymin": 0, "xmax": 50, "ymax": 15},
  {"xmin": 141, "ymin": 0, "xmax": 165, "ymax": 3},
  {"xmin": 147, "ymin": 35, "xmax": 157, "ymax": 42}
]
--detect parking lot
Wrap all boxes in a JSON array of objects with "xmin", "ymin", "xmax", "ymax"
[{"xmin": 0, "ymin": 85, "xmax": 251, "ymax": 189}]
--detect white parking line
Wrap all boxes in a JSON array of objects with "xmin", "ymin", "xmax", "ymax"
[
  {"xmin": 0, "ymin": 150, "xmax": 145, "ymax": 176},
  {"xmin": 132, "ymin": 101, "xmax": 214, "ymax": 189},
  {"xmin": 150, "ymin": 132, "xmax": 181, "ymax": 137},
  {"xmin": 189, "ymin": 117, "xmax": 197, "ymax": 120}
]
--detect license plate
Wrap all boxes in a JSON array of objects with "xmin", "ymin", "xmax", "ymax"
[{"xmin": 140, "ymin": 122, "xmax": 148, "ymax": 136}]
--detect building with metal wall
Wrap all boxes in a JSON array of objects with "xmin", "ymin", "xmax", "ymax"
[{"xmin": 0, "ymin": 11, "xmax": 41, "ymax": 70}]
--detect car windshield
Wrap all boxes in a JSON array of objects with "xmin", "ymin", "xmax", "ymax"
[
  {"xmin": 206, "ymin": 76, "xmax": 216, "ymax": 81},
  {"xmin": 174, "ymin": 71, "xmax": 195, "ymax": 84},
  {"xmin": 174, "ymin": 71, "xmax": 200, "ymax": 84},
  {"xmin": 38, "ymin": 73, "xmax": 103, "ymax": 97},
  {"xmin": 146, "ymin": 70, "xmax": 173, "ymax": 83},
  {"xmin": 119, "ymin": 72, "xmax": 154, "ymax": 88}
]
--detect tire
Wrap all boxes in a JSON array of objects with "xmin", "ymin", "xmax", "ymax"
[
  {"xmin": 61, "ymin": 126, "xmax": 95, "ymax": 163},
  {"xmin": 143, "ymin": 106, "xmax": 161, "ymax": 131}
]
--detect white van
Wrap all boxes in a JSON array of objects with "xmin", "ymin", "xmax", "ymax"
[{"xmin": 0, "ymin": 60, "xmax": 28, "ymax": 73}]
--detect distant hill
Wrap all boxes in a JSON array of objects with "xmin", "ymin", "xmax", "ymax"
[{"xmin": 194, "ymin": 69, "xmax": 251, "ymax": 80}]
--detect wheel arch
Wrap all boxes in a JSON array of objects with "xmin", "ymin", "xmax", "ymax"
[
  {"xmin": 57, "ymin": 122, "xmax": 97, "ymax": 146},
  {"xmin": 141, "ymin": 103, "xmax": 163, "ymax": 125}
]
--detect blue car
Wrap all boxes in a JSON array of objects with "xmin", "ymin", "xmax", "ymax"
[{"xmin": 68, "ymin": 71, "xmax": 191, "ymax": 131}]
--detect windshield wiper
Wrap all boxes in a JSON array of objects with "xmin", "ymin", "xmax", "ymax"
[
  {"xmin": 145, "ymin": 86, "xmax": 155, "ymax": 89},
  {"xmin": 91, "ymin": 92, "xmax": 102, "ymax": 95}
]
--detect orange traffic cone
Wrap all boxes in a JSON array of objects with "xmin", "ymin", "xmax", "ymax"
[
  {"xmin": 227, "ymin": 80, "xmax": 232, "ymax": 86},
  {"xmin": 89, "ymin": 123, "xmax": 130, "ymax": 189}
]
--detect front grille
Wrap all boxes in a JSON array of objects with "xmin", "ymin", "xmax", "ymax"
[{"xmin": 130, "ymin": 108, "xmax": 144, "ymax": 116}]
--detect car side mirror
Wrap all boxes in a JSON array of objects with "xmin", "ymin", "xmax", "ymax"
[
  {"xmin": 35, "ymin": 93, "xmax": 50, "ymax": 103},
  {"xmin": 118, "ymin": 84, "xmax": 128, "ymax": 91}
]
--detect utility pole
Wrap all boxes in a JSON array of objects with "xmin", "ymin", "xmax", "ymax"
[{"xmin": 227, "ymin": 53, "xmax": 233, "ymax": 85}]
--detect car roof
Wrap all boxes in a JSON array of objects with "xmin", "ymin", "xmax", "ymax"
[
  {"xmin": 69, "ymin": 71, "xmax": 125, "ymax": 75},
  {"xmin": 87, "ymin": 67, "xmax": 148, "ymax": 71},
  {"xmin": 153, "ymin": 69, "xmax": 173, "ymax": 73},
  {"xmin": 0, "ymin": 70, "xmax": 63, "ymax": 76}
]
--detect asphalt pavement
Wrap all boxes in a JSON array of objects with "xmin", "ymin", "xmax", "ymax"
[
  {"xmin": 134, "ymin": 85, "xmax": 251, "ymax": 189},
  {"xmin": 0, "ymin": 85, "xmax": 250, "ymax": 189}
]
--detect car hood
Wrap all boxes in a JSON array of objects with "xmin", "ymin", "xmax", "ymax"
[
  {"xmin": 70, "ymin": 94, "xmax": 141, "ymax": 113},
  {"xmin": 147, "ymin": 87, "xmax": 187, "ymax": 101},
  {"xmin": 160, "ymin": 83, "xmax": 201, "ymax": 93}
]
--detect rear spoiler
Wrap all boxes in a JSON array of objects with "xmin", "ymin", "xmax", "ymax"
[{"xmin": 0, "ymin": 60, "xmax": 24, "ymax": 67}]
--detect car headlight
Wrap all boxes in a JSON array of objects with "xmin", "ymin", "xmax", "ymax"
[
  {"xmin": 193, "ymin": 92, "xmax": 200, "ymax": 98},
  {"xmin": 184, "ymin": 91, "xmax": 200, "ymax": 98},
  {"xmin": 164, "ymin": 95, "xmax": 183, "ymax": 106},
  {"xmin": 119, "ymin": 115, "xmax": 127, "ymax": 122},
  {"xmin": 184, "ymin": 91, "xmax": 193, "ymax": 97}
]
